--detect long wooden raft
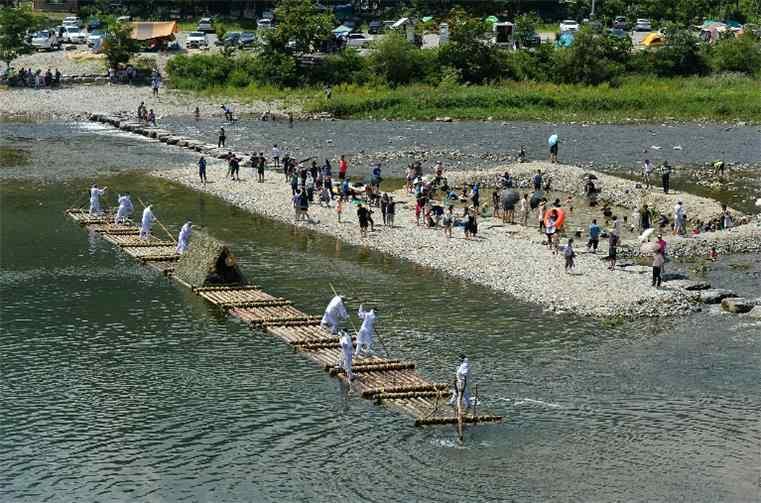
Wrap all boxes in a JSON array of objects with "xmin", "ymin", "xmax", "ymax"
[{"xmin": 65, "ymin": 208, "xmax": 502, "ymax": 428}]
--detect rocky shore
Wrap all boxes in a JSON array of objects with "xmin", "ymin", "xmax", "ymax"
[{"xmin": 154, "ymin": 159, "xmax": 743, "ymax": 319}]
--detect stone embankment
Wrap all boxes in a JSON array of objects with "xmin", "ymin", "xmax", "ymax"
[{"xmin": 81, "ymin": 113, "xmax": 761, "ymax": 318}]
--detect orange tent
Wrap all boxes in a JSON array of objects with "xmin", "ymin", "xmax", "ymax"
[
  {"xmin": 642, "ymin": 32, "xmax": 664, "ymax": 47},
  {"xmin": 130, "ymin": 21, "xmax": 178, "ymax": 41}
]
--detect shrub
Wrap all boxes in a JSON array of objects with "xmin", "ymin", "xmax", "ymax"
[
  {"xmin": 308, "ymin": 49, "xmax": 369, "ymax": 85},
  {"xmin": 638, "ymin": 25, "xmax": 710, "ymax": 77},
  {"xmin": 250, "ymin": 49, "xmax": 299, "ymax": 87},
  {"xmin": 552, "ymin": 27, "xmax": 631, "ymax": 85},
  {"xmin": 166, "ymin": 54, "xmax": 235, "ymax": 89},
  {"xmin": 711, "ymin": 32, "xmax": 761, "ymax": 74},
  {"xmin": 368, "ymin": 32, "xmax": 427, "ymax": 86},
  {"xmin": 504, "ymin": 44, "xmax": 555, "ymax": 81},
  {"xmin": 438, "ymin": 8, "xmax": 503, "ymax": 84}
]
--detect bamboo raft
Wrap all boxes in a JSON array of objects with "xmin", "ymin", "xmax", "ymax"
[{"xmin": 65, "ymin": 208, "xmax": 502, "ymax": 431}]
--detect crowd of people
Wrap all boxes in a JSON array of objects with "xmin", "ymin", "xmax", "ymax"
[{"xmin": 3, "ymin": 67, "xmax": 61, "ymax": 88}]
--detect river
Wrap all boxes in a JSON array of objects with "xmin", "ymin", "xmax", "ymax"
[{"xmin": 1, "ymin": 121, "xmax": 760, "ymax": 501}]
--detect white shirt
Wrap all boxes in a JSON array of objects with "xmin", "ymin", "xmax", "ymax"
[{"xmin": 272, "ymin": 147, "xmax": 281, "ymax": 158}]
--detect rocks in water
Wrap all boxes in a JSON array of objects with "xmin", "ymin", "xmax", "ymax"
[
  {"xmin": 748, "ymin": 306, "xmax": 761, "ymax": 319},
  {"xmin": 721, "ymin": 297, "xmax": 754, "ymax": 314},
  {"xmin": 435, "ymin": 116, "xmax": 453, "ymax": 122},
  {"xmin": 619, "ymin": 264, "xmax": 651, "ymax": 274},
  {"xmin": 661, "ymin": 279, "xmax": 711, "ymax": 291},
  {"xmin": 662, "ymin": 272, "xmax": 689, "ymax": 282},
  {"xmin": 700, "ymin": 289, "xmax": 736, "ymax": 304}
]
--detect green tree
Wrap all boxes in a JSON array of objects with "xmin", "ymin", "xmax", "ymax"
[
  {"xmin": 101, "ymin": 18, "xmax": 139, "ymax": 69},
  {"xmin": 711, "ymin": 31, "xmax": 761, "ymax": 74},
  {"xmin": 514, "ymin": 12, "xmax": 540, "ymax": 48},
  {"xmin": 268, "ymin": 0, "xmax": 335, "ymax": 54},
  {"xmin": 649, "ymin": 24, "xmax": 710, "ymax": 76},
  {"xmin": 368, "ymin": 32, "xmax": 423, "ymax": 86},
  {"xmin": 438, "ymin": 8, "xmax": 502, "ymax": 84},
  {"xmin": 0, "ymin": 7, "xmax": 43, "ymax": 69},
  {"xmin": 553, "ymin": 27, "xmax": 632, "ymax": 85}
]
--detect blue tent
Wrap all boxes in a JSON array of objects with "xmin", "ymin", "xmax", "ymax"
[
  {"xmin": 332, "ymin": 25, "xmax": 352, "ymax": 35},
  {"xmin": 556, "ymin": 32, "xmax": 574, "ymax": 48}
]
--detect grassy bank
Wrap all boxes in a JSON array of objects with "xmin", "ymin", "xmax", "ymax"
[
  {"xmin": 307, "ymin": 76, "xmax": 761, "ymax": 123},
  {"xmin": 185, "ymin": 75, "xmax": 761, "ymax": 123}
]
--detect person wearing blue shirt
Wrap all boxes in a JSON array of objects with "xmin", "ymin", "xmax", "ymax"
[{"xmin": 587, "ymin": 219, "xmax": 601, "ymax": 253}]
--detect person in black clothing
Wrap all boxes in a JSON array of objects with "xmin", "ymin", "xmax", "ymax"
[
  {"xmin": 357, "ymin": 204, "xmax": 371, "ymax": 238},
  {"xmin": 640, "ymin": 204, "xmax": 651, "ymax": 230},
  {"xmin": 661, "ymin": 161, "xmax": 672, "ymax": 194},
  {"xmin": 218, "ymin": 127, "xmax": 226, "ymax": 148},
  {"xmin": 198, "ymin": 156, "xmax": 207, "ymax": 185},
  {"xmin": 257, "ymin": 152, "xmax": 266, "ymax": 182}
]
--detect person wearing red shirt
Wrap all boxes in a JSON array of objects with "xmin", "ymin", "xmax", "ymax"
[{"xmin": 338, "ymin": 155, "xmax": 348, "ymax": 180}]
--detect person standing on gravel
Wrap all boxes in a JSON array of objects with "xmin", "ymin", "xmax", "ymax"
[
  {"xmin": 587, "ymin": 219, "xmax": 601, "ymax": 253},
  {"xmin": 673, "ymin": 201, "xmax": 686, "ymax": 235},
  {"xmin": 198, "ymin": 156, "xmax": 207, "ymax": 185},
  {"xmin": 257, "ymin": 152, "xmax": 266, "ymax": 182},
  {"xmin": 660, "ymin": 161, "xmax": 672, "ymax": 194},
  {"xmin": 607, "ymin": 216, "xmax": 621, "ymax": 269},
  {"xmin": 218, "ymin": 127, "xmax": 226, "ymax": 148},
  {"xmin": 357, "ymin": 203, "xmax": 371, "ymax": 238},
  {"xmin": 652, "ymin": 239, "xmax": 665, "ymax": 287},
  {"xmin": 272, "ymin": 144, "xmax": 281, "ymax": 168},
  {"xmin": 151, "ymin": 75, "xmax": 160, "ymax": 97},
  {"xmin": 532, "ymin": 170, "xmax": 543, "ymax": 192},
  {"xmin": 642, "ymin": 159, "xmax": 654, "ymax": 188},
  {"xmin": 338, "ymin": 155, "xmax": 349, "ymax": 180},
  {"xmin": 519, "ymin": 193, "xmax": 529, "ymax": 226}
]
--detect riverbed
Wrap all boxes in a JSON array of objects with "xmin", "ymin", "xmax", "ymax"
[{"xmin": 1, "ymin": 120, "xmax": 760, "ymax": 501}]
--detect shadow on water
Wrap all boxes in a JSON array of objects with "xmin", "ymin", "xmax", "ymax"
[{"xmin": 1, "ymin": 143, "xmax": 760, "ymax": 500}]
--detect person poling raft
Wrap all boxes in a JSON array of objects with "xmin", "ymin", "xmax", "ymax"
[
  {"xmin": 139, "ymin": 205, "xmax": 155, "ymax": 240},
  {"xmin": 355, "ymin": 304, "xmax": 376, "ymax": 356},
  {"xmin": 449, "ymin": 354, "xmax": 472, "ymax": 409},
  {"xmin": 114, "ymin": 192, "xmax": 134, "ymax": 224},
  {"xmin": 89, "ymin": 184, "xmax": 107, "ymax": 216},
  {"xmin": 338, "ymin": 329, "xmax": 355, "ymax": 381},
  {"xmin": 320, "ymin": 294, "xmax": 348, "ymax": 334},
  {"xmin": 176, "ymin": 220, "xmax": 192, "ymax": 253}
]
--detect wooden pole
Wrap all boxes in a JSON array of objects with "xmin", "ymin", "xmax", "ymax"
[
  {"xmin": 473, "ymin": 384, "xmax": 479, "ymax": 424},
  {"xmin": 457, "ymin": 383, "xmax": 464, "ymax": 442}
]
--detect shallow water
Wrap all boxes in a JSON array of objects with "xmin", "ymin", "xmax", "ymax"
[
  {"xmin": 1, "ymin": 122, "xmax": 760, "ymax": 501},
  {"xmin": 2, "ymin": 175, "xmax": 760, "ymax": 502}
]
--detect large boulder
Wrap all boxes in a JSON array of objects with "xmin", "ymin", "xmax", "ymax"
[
  {"xmin": 662, "ymin": 272, "xmax": 689, "ymax": 282},
  {"xmin": 721, "ymin": 297, "xmax": 755, "ymax": 314},
  {"xmin": 661, "ymin": 280, "xmax": 711, "ymax": 291},
  {"xmin": 700, "ymin": 289, "xmax": 736, "ymax": 304},
  {"xmin": 748, "ymin": 306, "xmax": 761, "ymax": 319}
]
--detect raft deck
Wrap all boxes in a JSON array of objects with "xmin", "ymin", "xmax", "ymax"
[{"xmin": 65, "ymin": 207, "xmax": 502, "ymax": 428}]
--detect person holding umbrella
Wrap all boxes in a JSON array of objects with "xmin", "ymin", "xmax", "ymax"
[{"xmin": 548, "ymin": 134, "xmax": 559, "ymax": 163}]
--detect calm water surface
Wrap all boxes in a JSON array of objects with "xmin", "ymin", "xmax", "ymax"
[{"xmin": 1, "ymin": 123, "xmax": 760, "ymax": 502}]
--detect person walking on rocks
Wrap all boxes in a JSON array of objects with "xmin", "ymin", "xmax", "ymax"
[
  {"xmin": 652, "ymin": 238, "xmax": 665, "ymax": 288},
  {"xmin": 257, "ymin": 152, "xmax": 266, "ymax": 182},
  {"xmin": 151, "ymin": 75, "xmax": 160, "ymax": 97},
  {"xmin": 545, "ymin": 209, "xmax": 558, "ymax": 253},
  {"xmin": 587, "ymin": 218, "xmax": 601, "ymax": 253},
  {"xmin": 640, "ymin": 204, "xmax": 652, "ymax": 230},
  {"xmin": 198, "ymin": 156, "xmax": 207, "ymax": 185},
  {"xmin": 88, "ymin": 184, "xmax": 107, "ymax": 216},
  {"xmin": 564, "ymin": 238, "xmax": 576, "ymax": 273},
  {"xmin": 532, "ymin": 170, "xmax": 543, "ymax": 192},
  {"xmin": 443, "ymin": 205, "xmax": 454, "ymax": 238},
  {"xmin": 218, "ymin": 127, "xmax": 226, "ymax": 148},
  {"xmin": 519, "ymin": 193, "xmax": 529, "ymax": 226},
  {"xmin": 642, "ymin": 159, "xmax": 654, "ymax": 189},
  {"xmin": 661, "ymin": 161, "xmax": 672, "ymax": 194},
  {"xmin": 386, "ymin": 197, "xmax": 396, "ymax": 227},
  {"xmin": 673, "ymin": 201, "xmax": 686, "ymax": 235},
  {"xmin": 608, "ymin": 215, "xmax": 620, "ymax": 269},
  {"xmin": 272, "ymin": 144, "xmax": 281, "ymax": 168},
  {"xmin": 357, "ymin": 203, "xmax": 371, "ymax": 238},
  {"xmin": 338, "ymin": 155, "xmax": 349, "ymax": 180},
  {"xmin": 147, "ymin": 109, "xmax": 156, "ymax": 126}
]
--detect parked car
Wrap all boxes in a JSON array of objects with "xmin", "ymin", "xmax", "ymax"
[
  {"xmin": 345, "ymin": 32, "xmax": 371, "ymax": 48},
  {"xmin": 238, "ymin": 31, "xmax": 256, "ymax": 48},
  {"xmin": 116, "ymin": 16, "xmax": 132, "ymax": 23},
  {"xmin": 197, "ymin": 17, "xmax": 214, "ymax": 32},
  {"xmin": 613, "ymin": 16, "xmax": 627, "ymax": 30},
  {"xmin": 86, "ymin": 19, "xmax": 104, "ymax": 32},
  {"xmin": 634, "ymin": 18, "xmax": 652, "ymax": 32},
  {"xmin": 185, "ymin": 31, "xmax": 208, "ymax": 49},
  {"xmin": 559, "ymin": 19, "xmax": 579, "ymax": 32},
  {"xmin": 62, "ymin": 25, "xmax": 87, "ymax": 44},
  {"xmin": 368, "ymin": 20, "xmax": 383, "ymax": 34},
  {"xmin": 608, "ymin": 28, "xmax": 627, "ymax": 38},
  {"xmin": 383, "ymin": 20, "xmax": 396, "ymax": 31},
  {"xmin": 521, "ymin": 31, "xmax": 542, "ymax": 47},
  {"xmin": 262, "ymin": 9, "xmax": 275, "ymax": 21},
  {"xmin": 31, "ymin": 30, "xmax": 61, "ymax": 51},
  {"xmin": 342, "ymin": 19, "xmax": 357, "ymax": 30},
  {"xmin": 87, "ymin": 30, "xmax": 105, "ymax": 48},
  {"xmin": 216, "ymin": 31, "xmax": 241, "ymax": 46},
  {"xmin": 256, "ymin": 18, "xmax": 272, "ymax": 30},
  {"xmin": 62, "ymin": 16, "xmax": 82, "ymax": 28}
]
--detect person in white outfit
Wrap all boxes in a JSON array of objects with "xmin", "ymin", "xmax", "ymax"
[
  {"xmin": 354, "ymin": 304, "xmax": 376, "ymax": 356},
  {"xmin": 176, "ymin": 220, "xmax": 192, "ymax": 253},
  {"xmin": 139, "ymin": 205, "xmax": 155, "ymax": 240},
  {"xmin": 320, "ymin": 295, "xmax": 348, "ymax": 334},
  {"xmin": 338, "ymin": 330, "xmax": 355, "ymax": 381},
  {"xmin": 89, "ymin": 184, "xmax": 107, "ymax": 215},
  {"xmin": 448, "ymin": 355, "xmax": 472, "ymax": 409},
  {"xmin": 113, "ymin": 192, "xmax": 133, "ymax": 224}
]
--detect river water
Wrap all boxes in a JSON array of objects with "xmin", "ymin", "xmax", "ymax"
[{"xmin": 1, "ymin": 122, "xmax": 760, "ymax": 501}]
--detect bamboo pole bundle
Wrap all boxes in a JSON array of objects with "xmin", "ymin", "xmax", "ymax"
[
  {"xmin": 350, "ymin": 362, "xmax": 415, "ymax": 373},
  {"xmin": 362, "ymin": 384, "xmax": 450, "ymax": 398},
  {"xmin": 374, "ymin": 390, "xmax": 449, "ymax": 401},
  {"xmin": 140, "ymin": 254, "xmax": 180, "ymax": 262},
  {"xmin": 259, "ymin": 317, "xmax": 322, "ymax": 327}
]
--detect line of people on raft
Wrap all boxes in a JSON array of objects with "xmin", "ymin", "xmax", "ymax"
[
  {"xmin": 87, "ymin": 184, "xmax": 192, "ymax": 254},
  {"xmin": 320, "ymin": 294, "xmax": 472, "ymax": 409}
]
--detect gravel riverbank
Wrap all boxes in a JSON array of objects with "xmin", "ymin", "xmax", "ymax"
[
  {"xmin": 0, "ymin": 85, "xmax": 286, "ymax": 121},
  {"xmin": 153, "ymin": 160, "xmax": 729, "ymax": 318}
]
